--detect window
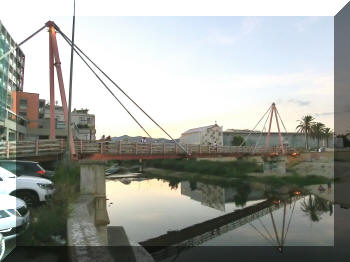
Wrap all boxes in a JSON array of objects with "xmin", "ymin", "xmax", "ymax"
[
  {"xmin": 19, "ymin": 111, "xmax": 27, "ymax": 117},
  {"xmin": 0, "ymin": 210, "xmax": 10, "ymax": 219},
  {"xmin": 19, "ymin": 99, "xmax": 27, "ymax": 110}
]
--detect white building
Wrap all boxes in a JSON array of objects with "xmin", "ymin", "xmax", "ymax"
[{"xmin": 180, "ymin": 123, "xmax": 223, "ymax": 146}]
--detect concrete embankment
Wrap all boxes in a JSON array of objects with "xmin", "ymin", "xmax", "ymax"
[{"xmin": 68, "ymin": 160, "xmax": 154, "ymax": 262}]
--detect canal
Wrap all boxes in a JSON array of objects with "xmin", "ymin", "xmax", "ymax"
[{"xmin": 106, "ymin": 174, "xmax": 334, "ymax": 250}]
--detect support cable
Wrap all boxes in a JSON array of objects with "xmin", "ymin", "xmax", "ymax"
[
  {"xmin": 282, "ymin": 199, "xmax": 296, "ymax": 244},
  {"xmin": 249, "ymin": 223, "xmax": 274, "ymax": 246},
  {"xmin": 275, "ymin": 107, "xmax": 289, "ymax": 150},
  {"xmin": 254, "ymin": 108, "xmax": 271, "ymax": 153},
  {"xmin": 0, "ymin": 25, "xmax": 46, "ymax": 62},
  {"xmin": 57, "ymin": 29, "xmax": 189, "ymax": 155},
  {"xmin": 240, "ymin": 105, "xmax": 272, "ymax": 147},
  {"xmin": 257, "ymin": 217, "xmax": 275, "ymax": 244},
  {"xmin": 58, "ymin": 33, "xmax": 152, "ymax": 139}
]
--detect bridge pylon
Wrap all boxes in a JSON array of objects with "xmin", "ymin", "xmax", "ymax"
[
  {"xmin": 266, "ymin": 103, "xmax": 285, "ymax": 154},
  {"xmin": 46, "ymin": 21, "xmax": 76, "ymax": 158}
]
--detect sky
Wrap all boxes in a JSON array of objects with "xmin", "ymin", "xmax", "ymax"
[{"xmin": 1, "ymin": 16, "xmax": 334, "ymax": 138}]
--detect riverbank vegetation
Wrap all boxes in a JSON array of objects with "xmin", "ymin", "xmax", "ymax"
[
  {"xmin": 145, "ymin": 159, "xmax": 262, "ymax": 178},
  {"xmin": 144, "ymin": 159, "xmax": 330, "ymax": 188},
  {"xmin": 17, "ymin": 163, "xmax": 80, "ymax": 246}
]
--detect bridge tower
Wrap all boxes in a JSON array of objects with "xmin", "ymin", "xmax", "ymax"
[
  {"xmin": 46, "ymin": 21, "xmax": 76, "ymax": 157},
  {"xmin": 266, "ymin": 103, "xmax": 285, "ymax": 154}
]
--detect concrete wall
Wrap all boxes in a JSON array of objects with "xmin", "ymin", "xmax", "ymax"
[{"xmin": 223, "ymin": 131, "xmax": 333, "ymax": 149}]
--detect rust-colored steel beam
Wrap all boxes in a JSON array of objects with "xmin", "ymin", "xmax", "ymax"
[
  {"xmin": 48, "ymin": 24, "xmax": 76, "ymax": 156},
  {"xmin": 274, "ymin": 105, "xmax": 285, "ymax": 154},
  {"xmin": 49, "ymin": 26, "xmax": 55, "ymax": 139},
  {"xmin": 266, "ymin": 103, "xmax": 274, "ymax": 150}
]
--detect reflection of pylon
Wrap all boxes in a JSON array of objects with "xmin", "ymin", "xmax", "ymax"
[
  {"xmin": 266, "ymin": 103, "xmax": 285, "ymax": 154},
  {"xmin": 46, "ymin": 21, "xmax": 76, "ymax": 157},
  {"xmin": 249, "ymin": 198, "xmax": 297, "ymax": 253}
]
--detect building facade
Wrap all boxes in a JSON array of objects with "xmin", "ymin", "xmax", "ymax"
[
  {"xmin": 223, "ymin": 129, "xmax": 333, "ymax": 149},
  {"xmin": 71, "ymin": 108, "xmax": 96, "ymax": 141},
  {"xmin": 25, "ymin": 103, "xmax": 96, "ymax": 141},
  {"xmin": 0, "ymin": 20, "xmax": 26, "ymax": 141},
  {"xmin": 180, "ymin": 124, "xmax": 223, "ymax": 146}
]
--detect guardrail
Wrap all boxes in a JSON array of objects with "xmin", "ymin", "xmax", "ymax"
[{"xmin": 0, "ymin": 139, "xmax": 287, "ymax": 159}]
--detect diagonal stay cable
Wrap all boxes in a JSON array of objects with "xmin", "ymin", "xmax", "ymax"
[
  {"xmin": 257, "ymin": 217, "xmax": 275, "ymax": 244},
  {"xmin": 282, "ymin": 199, "xmax": 296, "ymax": 244},
  {"xmin": 56, "ymin": 28, "xmax": 189, "ymax": 155},
  {"xmin": 276, "ymin": 107, "xmax": 288, "ymax": 135},
  {"xmin": 240, "ymin": 105, "xmax": 272, "ymax": 147},
  {"xmin": 254, "ymin": 107, "xmax": 271, "ymax": 153},
  {"xmin": 275, "ymin": 107, "xmax": 289, "ymax": 150},
  {"xmin": 58, "ymin": 33, "xmax": 152, "ymax": 139},
  {"xmin": 249, "ymin": 222, "xmax": 274, "ymax": 246},
  {"xmin": 0, "ymin": 25, "xmax": 46, "ymax": 62}
]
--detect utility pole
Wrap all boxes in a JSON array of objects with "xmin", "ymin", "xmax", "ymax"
[{"xmin": 67, "ymin": 0, "xmax": 76, "ymax": 168}]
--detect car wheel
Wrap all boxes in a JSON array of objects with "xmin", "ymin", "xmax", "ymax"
[{"xmin": 16, "ymin": 191, "xmax": 39, "ymax": 207}]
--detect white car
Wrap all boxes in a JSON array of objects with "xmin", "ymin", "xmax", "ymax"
[
  {"xmin": 0, "ymin": 194, "xmax": 30, "ymax": 240},
  {"xmin": 0, "ymin": 167, "xmax": 54, "ymax": 206}
]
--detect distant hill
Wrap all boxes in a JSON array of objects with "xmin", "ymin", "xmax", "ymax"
[{"xmin": 111, "ymin": 135, "xmax": 179, "ymax": 143}]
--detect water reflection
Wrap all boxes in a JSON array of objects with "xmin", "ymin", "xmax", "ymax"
[
  {"xmin": 301, "ymin": 194, "xmax": 333, "ymax": 222},
  {"xmin": 105, "ymin": 176, "xmax": 334, "ymax": 261}
]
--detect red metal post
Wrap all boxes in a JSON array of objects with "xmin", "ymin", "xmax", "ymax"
[
  {"xmin": 49, "ymin": 25, "xmax": 76, "ymax": 156},
  {"xmin": 49, "ymin": 27, "xmax": 56, "ymax": 139},
  {"xmin": 274, "ymin": 105, "xmax": 285, "ymax": 154},
  {"xmin": 266, "ymin": 103, "xmax": 274, "ymax": 150}
]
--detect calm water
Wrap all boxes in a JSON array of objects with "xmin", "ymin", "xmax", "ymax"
[{"xmin": 106, "ymin": 176, "xmax": 334, "ymax": 247}]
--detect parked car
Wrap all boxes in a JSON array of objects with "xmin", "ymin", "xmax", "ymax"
[
  {"xmin": 0, "ymin": 194, "xmax": 30, "ymax": 240},
  {"xmin": 0, "ymin": 160, "xmax": 54, "ymax": 180},
  {"xmin": 105, "ymin": 163, "xmax": 120, "ymax": 176},
  {"xmin": 0, "ymin": 167, "xmax": 55, "ymax": 206}
]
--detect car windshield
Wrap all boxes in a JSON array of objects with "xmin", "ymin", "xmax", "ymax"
[
  {"xmin": 0, "ymin": 167, "xmax": 16, "ymax": 178},
  {"xmin": 0, "ymin": 210, "xmax": 10, "ymax": 219}
]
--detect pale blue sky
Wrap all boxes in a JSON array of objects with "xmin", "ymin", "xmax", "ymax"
[{"xmin": 2, "ymin": 16, "xmax": 333, "ymax": 138}]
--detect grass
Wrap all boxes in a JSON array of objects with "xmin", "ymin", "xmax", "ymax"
[
  {"xmin": 145, "ymin": 159, "xmax": 262, "ymax": 178},
  {"xmin": 252, "ymin": 174, "xmax": 329, "ymax": 187},
  {"xmin": 17, "ymin": 163, "xmax": 80, "ymax": 246},
  {"xmin": 144, "ymin": 159, "xmax": 331, "ymax": 188}
]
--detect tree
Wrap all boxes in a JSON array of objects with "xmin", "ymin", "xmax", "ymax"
[
  {"xmin": 301, "ymin": 195, "xmax": 330, "ymax": 222},
  {"xmin": 311, "ymin": 122, "xmax": 325, "ymax": 149},
  {"xmin": 296, "ymin": 115, "xmax": 315, "ymax": 150},
  {"xmin": 323, "ymin": 127, "xmax": 333, "ymax": 148},
  {"xmin": 231, "ymin": 135, "xmax": 245, "ymax": 146}
]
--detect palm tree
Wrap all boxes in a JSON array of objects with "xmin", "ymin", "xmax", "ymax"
[
  {"xmin": 323, "ymin": 128, "xmax": 333, "ymax": 148},
  {"xmin": 311, "ymin": 122, "xmax": 325, "ymax": 149},
  {"xmin": 301, "ymin": 195, "xmax": 330, "ymax": 222},
  {"xmin": 296, "ymin": 115, "xmax": 315, "ymax": 150}
]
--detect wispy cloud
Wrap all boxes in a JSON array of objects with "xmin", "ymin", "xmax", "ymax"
[
  {"xmin": 288, "ymin": 98, "xmax": 311, "ymax": 106},
  {"xmin": 314, "ymin": 112, "xmax": 333, "ymax": 117},
  {"xmin": 206, "ymin": 17, "xmax": 261, "ymax": 45}
]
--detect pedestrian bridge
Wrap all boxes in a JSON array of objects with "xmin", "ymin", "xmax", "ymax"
[{"xmin": 0, "ymin": 139, "xmax": 288, "ymax": 161}]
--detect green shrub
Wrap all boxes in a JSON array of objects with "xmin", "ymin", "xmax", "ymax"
[{"xmin": 17, "ymin": 162, "xmax": 80, "ymax": 246}]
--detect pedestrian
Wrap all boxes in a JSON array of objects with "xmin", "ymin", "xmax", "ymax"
[
  {"xmin": 1, "ymin": 134, "xmax": 5, "ymax": 142},
  {"xmin": 318, "ymin": 185, "xmax": 326, "ymax": 192},
  {"xmin": 327, "ymin": 179, "xmax": 332, "ymax": 193},
  {"xmin": 214, "ymin": 141, "xmax": 218, "ymax": 152}
]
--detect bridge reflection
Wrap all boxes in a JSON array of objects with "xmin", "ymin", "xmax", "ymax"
[{"xmin": 139, "ymin": 184, "xmax": 303, "ymax": 261}]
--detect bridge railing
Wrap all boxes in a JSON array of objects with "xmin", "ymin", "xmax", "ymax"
[
  {"xmin": 0, "ymin": 139, "xmax": 287, "ymax": 159},
  {"xmin": 0, "ymin": 139, "xmax": 66, "ymax": 159}
]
